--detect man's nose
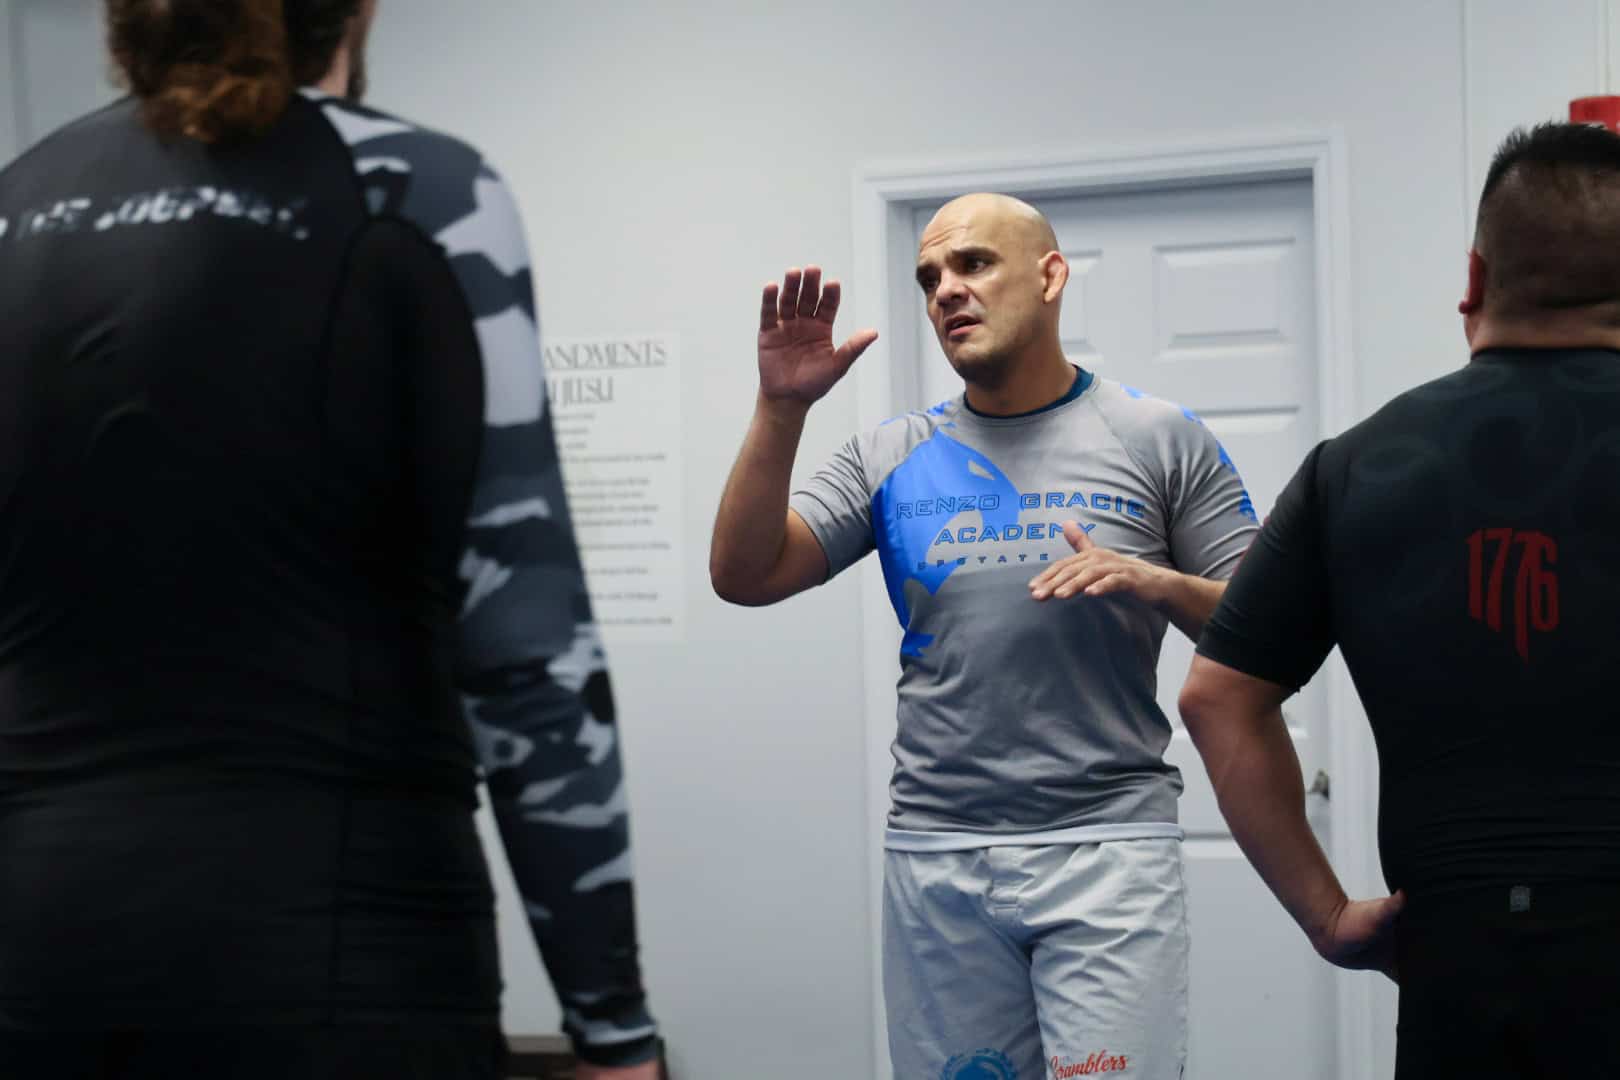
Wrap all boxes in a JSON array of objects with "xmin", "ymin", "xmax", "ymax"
[{"xmin": 935, "ymin": 270, "xmax": 968, "ymax": 307}]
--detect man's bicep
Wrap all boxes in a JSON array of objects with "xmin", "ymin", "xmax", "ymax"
[
  {"xmin": 1168, "ymin": 424, "xmax": 1261, "ymax": 580},
  {"xmin": 775, "ymin": 509, "xmax": 834, "ymax": 597},
  {"xmin": 1183, "ymin": 653, "xmax": 1294, "ymax": 715},
  {"xmin": 784, "ymin": 437, "xmax": 876, "ymax": 588}
]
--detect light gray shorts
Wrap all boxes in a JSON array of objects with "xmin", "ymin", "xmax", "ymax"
[{"xmin": 883, "ymin": 838, "xmax": 1189, "ymax": 1080}]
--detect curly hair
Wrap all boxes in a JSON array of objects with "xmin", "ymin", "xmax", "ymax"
[{"xmin": 106, "ymin": 0, "xmax": 363, "ymax": 144}]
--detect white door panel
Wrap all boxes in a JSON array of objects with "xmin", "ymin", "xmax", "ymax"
[{"xmin": 903, "ymin": 178, "xmax": 1327, "ymax": 1080}]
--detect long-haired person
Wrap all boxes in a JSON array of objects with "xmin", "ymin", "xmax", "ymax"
[{"xmin": 0, "ymin": 3, "xmax": 658, "ymax": 1076}]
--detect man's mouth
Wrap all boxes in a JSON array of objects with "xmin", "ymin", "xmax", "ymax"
[{"xmin": 945, "ymin": 315, "xmax": 981, "ymax": 340}]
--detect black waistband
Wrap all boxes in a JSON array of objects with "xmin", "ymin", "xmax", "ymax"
[{"xmin": 1402, "ymin": 880, "xmax": 1620, "ymax": 921}]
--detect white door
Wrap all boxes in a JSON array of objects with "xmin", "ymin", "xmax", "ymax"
[{"xmin": 898, "ymin": 178, "xmax": 1332, "ymax": 1079}]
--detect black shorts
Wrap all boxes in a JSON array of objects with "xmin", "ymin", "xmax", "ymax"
[
  {"xmin": 1395, "ymin": 883, "xmax": 1620, "ymax": 1078},
  {"xmin": 0, "ymin": 1023, "xmax": 507, "ymax": 1080}
]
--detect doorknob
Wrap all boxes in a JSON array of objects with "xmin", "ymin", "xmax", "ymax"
[{"xmin": 1306, "ymin": 770, "xmax": 1330, "ymax": 801}]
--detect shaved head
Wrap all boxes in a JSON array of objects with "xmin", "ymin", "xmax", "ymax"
[
  {"xmin": 913, "ymin": 192, "xmax": 1070, "ymax": 393},
  {"xmin": 925, "ymin": 193, "xmax": 1060, "ymax": 259},
  {"xmin": 1475, "ymin": 123, "xmax": 1620, "ymax": 320}
]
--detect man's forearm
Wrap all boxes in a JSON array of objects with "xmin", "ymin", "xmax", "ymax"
[
  {"xmin": 1157, "ymin": 573, "xmax": 1227, "ymax": 640},
  {"xmin": 471, "ymin": 675, "xmax": 659, "ymax": 1067},
  {"xmin": 1185, "ymin": 703, "xmax": 1348, "ymax": 950},
  {"xmin": 708, "ymin": 394, "xmax": 809, "ymax": 598}
]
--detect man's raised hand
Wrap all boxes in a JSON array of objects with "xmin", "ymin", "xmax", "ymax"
[{"xmin": 758, "ymin": 266, "xmax": 879, "ymax": 408}]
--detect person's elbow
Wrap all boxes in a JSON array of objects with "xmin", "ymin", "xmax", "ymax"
[
  {"xmin": 710, "ymin": 571, "xmax": 767, "ymax": 607},
  {"xmin": 1178, "ymin": 669, "xmax": 1238, "ymax": 796},
  {"xmin": 709, "ymin": 556, "xmax": 775, "ymax": 607},
  {"xmin": 1177, "ymin": 660, "xmax": 1225, "ymax": 743},
  {"xmin": 710, "ymin": 526, "xmax": 824, "ymax": 606},
  {"xmin": 1179, "ymin": 654, "xmax": 1288, "ymax": 761}
]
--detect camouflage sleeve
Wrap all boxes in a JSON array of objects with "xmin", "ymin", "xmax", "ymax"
[
  {"xmin": 449, "ymin": 175, "xmax": 658, "ymax": 1067},
  {"xmin": 313, "ymin": 95, "xmax": 657, "ymax": 1066}
]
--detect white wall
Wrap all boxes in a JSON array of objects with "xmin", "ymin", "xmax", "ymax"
[
  {"xmin": 1466, "ymin": 0, "xmax": 1620, "ymax": 227},
  {"xmin": 2, "ymin": 0, "xmax": 115, "ymax": 155},
  {"xmin": 5, "ymin": 2, "xmax": 1620, "ymax": 1077},
  {"xmin": 0, "ymin": 0, "xmax": 17, "ymax": 161}
]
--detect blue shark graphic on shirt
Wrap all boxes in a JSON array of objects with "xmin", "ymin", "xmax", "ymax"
[
  {"xmin": 787, "ymin": 383, "xmax": 1260, "ymax": 835},
  {"xmin": 872, "ymin": 431, "xmax": 1022, "ymax": 657}
]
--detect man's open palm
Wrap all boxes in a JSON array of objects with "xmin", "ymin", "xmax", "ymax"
[{"xmin": 758, "ymin": 266, "xmax": 878, "ymax": 406}]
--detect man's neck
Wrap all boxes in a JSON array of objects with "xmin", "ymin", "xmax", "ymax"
[
  {"xmin": 315, "ymin": 48, "xmax": 353, "ymax": 98},
  {"xmin": 1470, "ymin": 314, "xmax": 1620, "ymax": 354},
  {"xmin": 963, "ymin": 348, "xmax": 1076, "ymax": 416}
]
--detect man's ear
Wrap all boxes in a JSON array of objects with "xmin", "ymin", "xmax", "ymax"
[
  {"xmin": 1458, "ymin": 249, "xmax": 1486, "ymax": 315},
  {"xmin": 1041, "ymin": 251, "xmax": 1069, "ymax": 304}
]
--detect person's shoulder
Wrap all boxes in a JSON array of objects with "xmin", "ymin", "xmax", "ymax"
[
  {"xmin": 821, "ymin": 395, "xmax": 964, "ymax": 484},
  {"xmin": 306, "ymin": 93, "xmax": 488, "ymax": 168},
  {"xmin": 304, "ymin": 93, "xmax": 516, "ymax": 230},
  {"xmin": 0, "ymin": 98, "xmax": 138, "ymax": 194},
  {"xmin": 1327, "ymin": 363, "xmax": 1479, "ymax": 456},
  {"xmin": 864, "ymin": 395, "xmax": 964, "ymax": 452},
  {"xmin": 1299, "ymin": 365, "xmax": 1487, "ymax": 504},
  {"xmin": 1088, "ymin": 377, "xmax": 1216, "ymax": 453},
  {"xmin": 304, "ymin": 93, "xmax": 533, "ymax": 292},
  {"xmin": 1091, "ymin": 376, "xmax": 1199, "ymax": 422}
]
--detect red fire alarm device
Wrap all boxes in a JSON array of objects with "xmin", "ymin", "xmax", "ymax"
[{"xmin": 1570, "ymin": 95, "xmax": 1620, "ymax": 132}]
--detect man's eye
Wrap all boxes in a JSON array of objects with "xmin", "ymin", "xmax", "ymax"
[{"xmin": 963, "ymin": 256, "xmax": 985, "ymax": 271}]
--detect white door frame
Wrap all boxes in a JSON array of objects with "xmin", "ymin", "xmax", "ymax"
[{"xmin": 848, "ymin": 130, "xmax": 1380, "ymax": 1080}]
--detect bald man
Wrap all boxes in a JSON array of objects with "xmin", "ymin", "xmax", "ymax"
[{"xmin": 709, "ymin": 194, "xmax": 1258, "ymax": 1078}]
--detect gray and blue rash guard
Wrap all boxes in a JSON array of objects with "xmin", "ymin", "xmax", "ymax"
[
  {"xmin": 0, "ymin": 93, "xmax": 653, "ymax": 1064},
  {"xmin": 790, "ymin": 376, "xmax": 1258, "ymax": 843}
]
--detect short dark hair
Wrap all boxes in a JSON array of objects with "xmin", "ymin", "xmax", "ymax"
[
  {"xmin": 106, "ymin": 0, "xmax": 363, "ymax": 144},
  {"xmin": 1475, "ymin": 122, "xmax": 1620, "ymax": 316}
]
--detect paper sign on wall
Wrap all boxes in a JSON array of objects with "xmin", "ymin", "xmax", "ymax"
[{"xmin": 541, "ymin": 333, "xmax": 685, "ymax": 644}]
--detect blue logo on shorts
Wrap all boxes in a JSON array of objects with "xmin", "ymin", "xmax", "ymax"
[{"xmin": 940, "ymin": 1048, "xmax": 1018, "ymax": 1080}]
